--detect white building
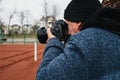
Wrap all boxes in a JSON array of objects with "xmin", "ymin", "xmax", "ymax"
[
  {"xmin": 23, "ymin": 24, "xmax": 33, "ymax": 34},
  {"xmin": 11, "ymin": 24, "xmax": 21, "ymax": 34},
  {"xmin": 10, "ymin": 24, "xmax": 33, "ymax": 34},
  {"xmin": 38, "ymin": 16, "xmax": 56, "ymax": 28}
]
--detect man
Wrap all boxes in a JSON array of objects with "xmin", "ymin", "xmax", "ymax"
[{"xmin": 36, "ymin": 0, "xmax": 119, "ymax": 79}]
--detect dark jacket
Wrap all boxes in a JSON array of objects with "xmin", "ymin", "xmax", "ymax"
[{"xmin": 36, "ymin": 8, "xmax": 120, "ymax": 80}]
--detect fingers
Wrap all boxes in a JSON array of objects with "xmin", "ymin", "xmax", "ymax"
[{"xmin": 47, "ymin": 28, "xmax": 55, "ymax": 42}]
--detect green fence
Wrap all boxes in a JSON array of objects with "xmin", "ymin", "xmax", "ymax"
[{"xmin": 0, "ymin": 26, "xmax": 39, "ymax": 44}]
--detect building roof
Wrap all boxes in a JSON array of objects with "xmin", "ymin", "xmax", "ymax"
[{"xmin": 40, "ymin": 16, "xmax": 56, "ymax": 21}]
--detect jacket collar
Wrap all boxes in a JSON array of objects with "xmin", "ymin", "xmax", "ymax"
[{"xmin": 81, "ymin": 7, "xmax": 120, "ymax": 35}]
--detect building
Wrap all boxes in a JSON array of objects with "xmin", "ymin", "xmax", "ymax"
[
  {"xmin": 11, "ymin": 24, "xmax": 21, "ymax": 34},
  {"xmin": 10, "ymin": 24, "xmax": 33, "ymax": 34},
  {"xmin": 38, "ymin": 16, "xmax": 56, "ymax": 28},
  {"xmin": 23, "ymin": 24, "xmax": 33, "ymax": 34}
]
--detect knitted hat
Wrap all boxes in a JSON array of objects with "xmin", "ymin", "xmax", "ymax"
[{"xmin": 64, "ymin": 0, "xmax": 102, "ymax": 22}]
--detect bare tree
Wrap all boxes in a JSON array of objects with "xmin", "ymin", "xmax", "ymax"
[
  {"xmin": 8, "ymin": 9, "xmax": 16, "ymax": 35},
  {"xmin": 19, "ymin": 11, "xmax": 25, "ymax": 34},
  {"xmin": 51, "ymin": 4, "xmax": 59, "ymax": 18},
  {"xmin": 44, "ymin": 0, "xmax": 48, "ymax": 18},
  {"xmin": 24, "ymin": 10, "xmax": 32, "ymax": 24},
  {"xmin": 40, "ymin": 0, "xmax": 59, "ymax": 27},
  {"xmin": 42, "ymin": 0, "xmax": 48, "ymax": 27},
  {"xmin": 17, "ymin": 9, "xmax": 33, "ymax": 34},
  {"xmin": 8, "ymin": 11, "xmax": 16, "ymax": 26}
]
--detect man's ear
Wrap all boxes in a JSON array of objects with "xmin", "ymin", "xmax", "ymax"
[{"xmin": 77, "ymin": 22, "xmax": 82, "ymax": 30}]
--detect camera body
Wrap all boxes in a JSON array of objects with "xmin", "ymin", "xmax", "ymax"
[{"xmin": 37, "ymin": 20, "xmax": 68, "ymax": 44}]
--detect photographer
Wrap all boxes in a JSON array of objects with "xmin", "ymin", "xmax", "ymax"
[{"xmin": 36, "ymin": 0, "xmax": 105, "ymax": 80}]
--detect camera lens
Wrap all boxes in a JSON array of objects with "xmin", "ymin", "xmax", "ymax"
[{"xmin": 37, "ymin": 27, "xmax": 48, "ymax": 43}]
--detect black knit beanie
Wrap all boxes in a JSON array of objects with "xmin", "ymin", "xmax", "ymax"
[{"xmin": 64, "ymin": 0, "xmax": 102, "ymax": 22}]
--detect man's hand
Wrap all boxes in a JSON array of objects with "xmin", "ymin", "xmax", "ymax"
[{"xmin": 47, "ymin": 28, "xmax": 56, "ymax": 42}]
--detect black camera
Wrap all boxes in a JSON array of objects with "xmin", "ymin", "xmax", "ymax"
[{"xmin": 37, "ymin": 20, "xmax": 69, "ymax": 44}]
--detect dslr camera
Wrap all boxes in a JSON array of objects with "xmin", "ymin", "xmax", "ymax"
[{"xmin": 37, "ymin": 20, "xmax": 69, "ymax": 44}]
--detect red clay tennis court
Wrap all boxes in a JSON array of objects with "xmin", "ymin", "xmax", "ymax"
[{"xmin": 0, "ymin": 43, "xmax": 45, "ymax": 80}]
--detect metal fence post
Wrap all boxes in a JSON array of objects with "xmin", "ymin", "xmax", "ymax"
[
  {"xmin": 12, "ymin": 27, "xmax": 14, "ymax": 44},
  {"xmin": 34, "ymin": 42, "xmax": 37, "ymax": 61},
  {"xmin": 24, "ymin": 31, "xmax": 26, "ymax": 44},
  {"xmin": 0, "ymin": 26, "xmax": 2, "ymax": 43}
]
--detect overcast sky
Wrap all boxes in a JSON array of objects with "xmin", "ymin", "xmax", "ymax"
[{"xmin": 0, "ymin": 0, "xmax": 102, "ymax": 25}]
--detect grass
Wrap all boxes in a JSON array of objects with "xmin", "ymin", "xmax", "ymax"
[{"xmin": 7, "ymin": 33, "xmax": 37, "ymax": 38}]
